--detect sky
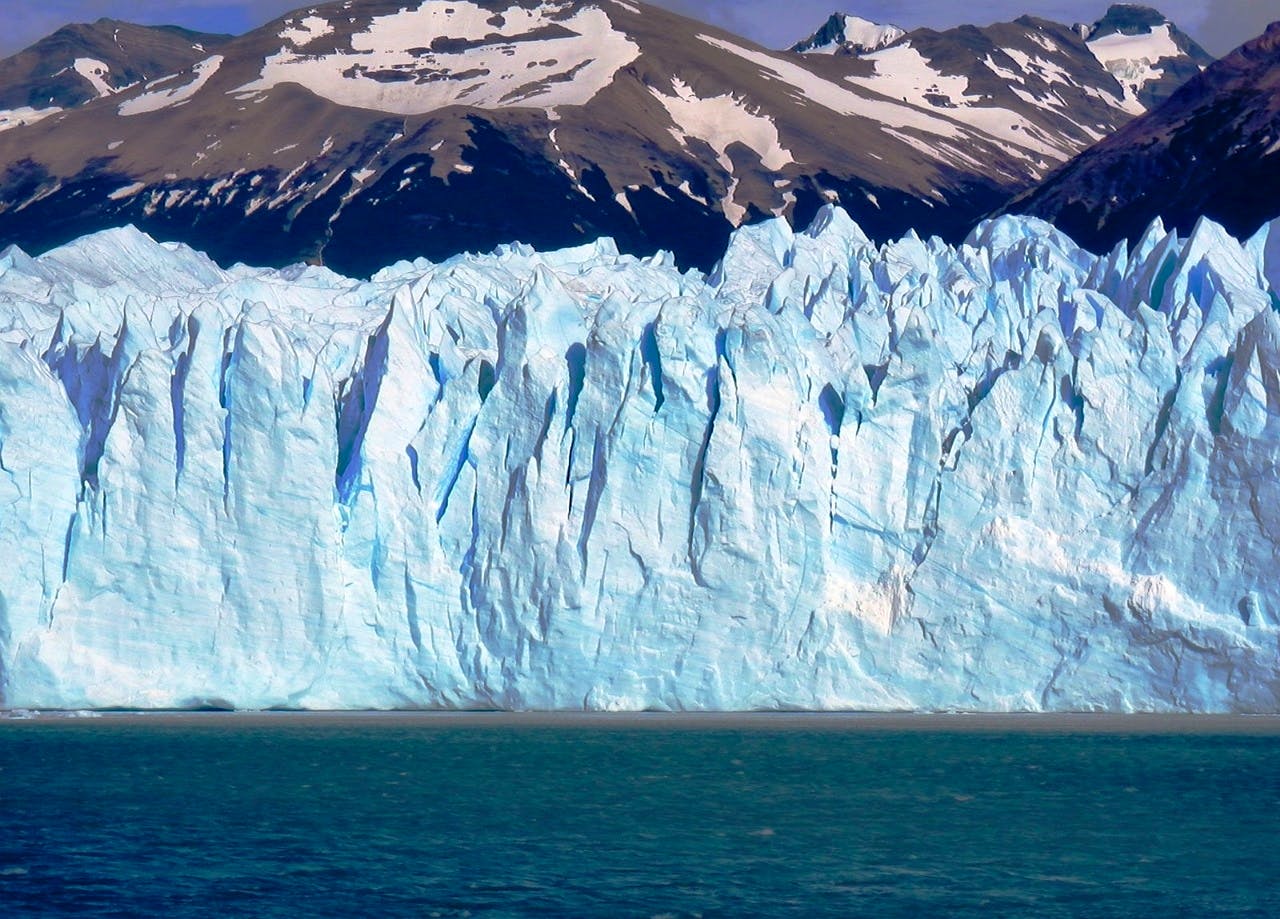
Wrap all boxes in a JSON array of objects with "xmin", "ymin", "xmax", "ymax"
[{"xmin": 0, "ymin": 0, "xmax": 1273, "ymax": 58}]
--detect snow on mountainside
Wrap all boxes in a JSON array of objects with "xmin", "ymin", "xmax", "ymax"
[
  {"xmin": 0, "ymin": 210, "xmax": 1278, "ymax": 711},
  {"xmin": 790, "ymin": 6, "xmax": 1208, "ymax": 177},
  {"xmin": 0, "ymin": 20, "xmax": 232, "ymax": 132},
  {"xmin": 1009, "ymin": 20, "xmax": 1280, "ymax": 258},
  {"xmin": 236, "ymin": 3, "xmax": 642, "ymax": 113},
  {"xmin": 789, "ymin": 14, "xmax": 905, "ymax": 55},
  {"xmin": 0, "ymin": 0, "xmax": 1206, "ymax": 280}
]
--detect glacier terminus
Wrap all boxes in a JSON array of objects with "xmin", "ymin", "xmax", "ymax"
[{"xmin": 0, "ymin": 207, "xmax": 1278, "ymax": 711}]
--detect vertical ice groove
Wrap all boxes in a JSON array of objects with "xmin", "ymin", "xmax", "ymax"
[
  {"xmin": 2, "ymin": 210, "xmax": 1280, "ymax": 711},
  {"xmin": 218, "ymin": 326, "xmax": 236, "ymax": 507},
  {"xmin": 564, "ymin": 343, "xmax": 586, "ymax": 429},
  {"xmin": 405, "ymin": 444, "xmax": 421, "ymax": 491},
  {"xmin": 170, "ymin": 337, "xmax": 193, "ymax": 485},
  {"xmin": 436, "ymin": 420, "xmax": 476, "ymax": 523},
  {"xmin": 639, "ymin": 321, "xmax": 665, "ymax": 412},
  {"xmin": 687, "ymin": 362, "xmax": 722, "ymax": 582},
  {"xmin": 335, "ymin": 322, "xmax": 390, "ymax": 502},
  {"xmin": 576, "ymin": 430, "xmax": 608, "ymax": 574}
]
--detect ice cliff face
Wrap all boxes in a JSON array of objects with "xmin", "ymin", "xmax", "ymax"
[{"xmin": 0, "ymin": 208, "xmax": 1278, "ymax": 711}]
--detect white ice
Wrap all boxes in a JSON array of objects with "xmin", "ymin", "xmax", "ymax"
[{"xmin": 0, "ymin": 210, "xmax": 1277, "ymax": 712}]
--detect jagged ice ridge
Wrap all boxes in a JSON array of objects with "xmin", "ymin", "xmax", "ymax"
[{"xmin": 1, "ymin": 208, "xmax": 1279, "ymax": 711}]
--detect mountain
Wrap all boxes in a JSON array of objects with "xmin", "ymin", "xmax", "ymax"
[
  {"xmin": 0, "ymin": 0, "xmax": 1204, "ymax": 277},
  {"xmin": 785, "ymin": 6, "xmax": 1210, "ymax": 183},
  {"xmin": 1076, "ymin": 3, "xmax": 1214, "ymax": 109},
  {"xmin": 0, "ymin": 19, "xmax": 232, "ymax": 132},
  {"xmin": 789, "ymin": 14, "xmax": 905, "ymax": 55},
  {"xmin": 0, "ymin": 210, "xmax": 1277, "ymax": 710},
  {"xmin": 1008, "ymin": 21, "xmax": 1280, "ymax": 256}
]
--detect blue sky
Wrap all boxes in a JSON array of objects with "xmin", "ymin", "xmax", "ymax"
[{"xmin": 1, "ymin": 0, "xmax": 1272, "ymax": 57}]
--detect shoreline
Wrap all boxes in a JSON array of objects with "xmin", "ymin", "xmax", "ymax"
[{"xmin": 4, "ymin": 709, "xmax": 1280, "ymax": 733}]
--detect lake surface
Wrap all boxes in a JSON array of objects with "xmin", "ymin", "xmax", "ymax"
[{"xmin": 1, "ymin": 713, "xmax": 1278, "ymax": 917}]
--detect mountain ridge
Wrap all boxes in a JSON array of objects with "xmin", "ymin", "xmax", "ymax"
[
  {"xmin": 0, "ymin": 18, "xmax": 231, "ymax": 126},
  {"xmin": 0, "ymin": 0, "xmax": 1215, "ymax": 275}
]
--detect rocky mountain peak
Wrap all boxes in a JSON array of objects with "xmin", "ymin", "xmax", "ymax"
[
  {"xmin": 789, "ymin": 13, "xmax": 905, "ymax": 55},
  {"xmin": 1085, "ymin": 4, "xmax": 1171, "ymax": 40},
  {"xmin": 1075, "ymin": 3, "xmax": 1214, "ymax": 109}
]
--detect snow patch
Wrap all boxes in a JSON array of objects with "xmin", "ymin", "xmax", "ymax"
[
  {"xmin": 280, "ymin": 15, "xmax": 334, "ymax": 47},
  {"xmin": 1001, "ymin": 48, "xmax": 1072, "ymax": 88},
  {"xmin": 653, "ymin": 78, "xmax": 792, "ymax": 173},
  {"xmin": 722, "ymin": 175, "xmax": 745, "ymax": 224},
  {"xmin": 73, "ymin": 58, "xmax": 115, "ymax": 98},
  {"xmin": 119, "ymin": 56, "xmax": 224, "ymax": 117},
  {"xmin": 236, "ymin": 2, "xmax": 639, "ymax": 115},
  {"xmin": 107, "ymin": 182, "xmax": 147, "ymax": 201},
  {"xmin": 0, "ymin": 106, "xmax": 61, "ymax": 133},
  {"xmin": 849, "ymin": 43, "xmax": 975, "ymax": 108}
]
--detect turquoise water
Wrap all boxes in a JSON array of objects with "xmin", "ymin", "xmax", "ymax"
[{"xmin": 1, "ymin": 715, "xmax": 1277, "ymax": 917}]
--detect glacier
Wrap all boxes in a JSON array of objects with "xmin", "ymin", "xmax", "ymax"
[{"xmin": 0, "ymin": 207, "xmax": 1278, "ymax": 711}]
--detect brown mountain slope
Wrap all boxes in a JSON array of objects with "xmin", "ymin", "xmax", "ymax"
[{"xmin": 0, "ymin": 19, "xmax": 231, "ymax": 129}]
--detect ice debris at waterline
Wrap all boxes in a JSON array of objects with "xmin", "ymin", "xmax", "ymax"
[{"xmin": 0, "ymin": 208, "xmax": 1279, "ymax": 711}]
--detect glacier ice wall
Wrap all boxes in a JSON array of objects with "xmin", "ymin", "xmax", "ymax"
[{"xmin": 0, "ymin": 208, "xmax": 1278, "ymax": 711}]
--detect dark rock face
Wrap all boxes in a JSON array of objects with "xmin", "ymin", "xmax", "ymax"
[
  {"xmin": 1089, "ymin": 4, "xmax": 1169, "ymax": 34},
  {"xmin": 790, "ymin": 14, "xmax": 852, "ymax": 54},
  {"xmin": 1007, "ymin": 21, "xmax": 1280, "ymax": 254}
]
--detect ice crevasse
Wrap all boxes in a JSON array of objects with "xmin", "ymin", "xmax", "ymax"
[{"xmin": 0, "ymin": 207, "xmax": 1278, "ymax": 711}]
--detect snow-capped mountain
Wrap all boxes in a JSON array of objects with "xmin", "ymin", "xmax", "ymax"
[
  {"xmin": 1009, "ymin": 21, "xmax": 1280, "ymax": 258},
  {"xmin": 789, "ymin": 14, "xmax": 905, "ymax": 55},
  {"xmin": 0, "ymin": 19, "xmax": 231, "ymax": 132},
  {"xmin": 0, "ymin": 1, "xmax": 1207, "ymax": 277},
  {"xmin": 1077, "ymin": 3, "xmax": 1213, "ymax": 110},
  {"xmin": 0, "ymin": 210, "xmax": 1277, "ymax": 711}
]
